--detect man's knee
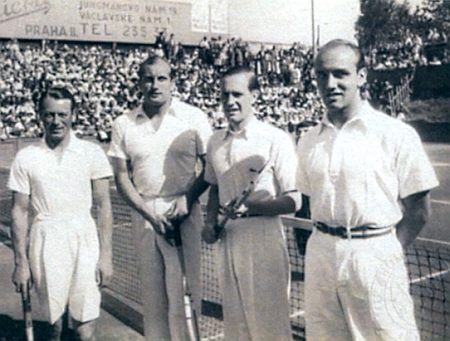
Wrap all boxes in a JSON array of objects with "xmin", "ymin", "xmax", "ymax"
[{"xmin": 74, "ymin": 320, "xmax": 96, "ymax": 341}]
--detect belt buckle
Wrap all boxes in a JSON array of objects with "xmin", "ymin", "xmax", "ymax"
[{"xmin": 336, "ymin": 227, "xmax": 347, "ymax": 238}]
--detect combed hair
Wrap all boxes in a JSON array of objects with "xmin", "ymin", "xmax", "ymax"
[
  {"xmin": 317, "ymin": 39, "xmax": 366, "ymax": 71},
  {"xmin": 221, "ymin": 66, "xmax": 259, "ymax": 91},
  {"xmin": 138, "ymin": 54, "xmax": 174, "ymax": 79},
  {"xmin": 38, "ymin": 86, "xmax": 75, "ymax": 112}
]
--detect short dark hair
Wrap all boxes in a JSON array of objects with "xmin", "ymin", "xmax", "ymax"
[
  {"xmin": 316, "ymin": 39, "xmax": 366, "ymax": 71},
  {"xmin": 221, "ymin": 66, "xmax": 259, "ymax": 91},
  {"xmin": 138, "ymin": 54, "xmax": 174, "ymax": 80},
  {"xmin": 38, "ymin": 86, "xmax": 75, "ymax": 113}
]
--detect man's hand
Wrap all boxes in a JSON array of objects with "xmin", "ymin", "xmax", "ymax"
[
  {"xmin": 143, "ymin": 196, "xmax": 190, "ymax": 236},
  {"xmin": 144, "ymin": 211, "xmax": 171, "ymax": 235},
  {"xmin": 96, "ymin": 253, "xmax": 113, "ymax": 288},
  {"xmin": 167, "ymin": 195, "xmax": 189, "ymax": 222},
  {"xmin": 12, "ymin": 263, "xmax": 32, "ymax": 293},
  {"xmin": 220, "ymin": 198, "xmax": 249, "ymax": 220},
  {"xmin": 201, "ymin": 221, "xmax": 222, "ymax": 244}
]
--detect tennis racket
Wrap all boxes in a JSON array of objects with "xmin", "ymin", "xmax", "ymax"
[
  {"xmin": 20, "ymin": 283, "xmax": 34, "ymax": 341},
  {"xmin": 170, "ymin": 219, "xmax": 201, "ymax": 341}
]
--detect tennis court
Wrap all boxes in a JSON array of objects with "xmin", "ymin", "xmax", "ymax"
[{"xmin": 1, "ymin": 139, "xmax": 449, "ymax": 340}]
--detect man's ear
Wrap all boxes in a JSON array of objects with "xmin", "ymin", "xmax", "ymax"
[
  {"xmin": 357, "ymin": 67, "xmax": 367, "ymax": 88},
  {"xmin": 251, "ymin": 90, "xmax": 259, "ymax": 104}
]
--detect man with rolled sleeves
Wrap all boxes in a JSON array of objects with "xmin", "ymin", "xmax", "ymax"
[
  {"xmin": 9, "ymin": 86, "xmax": 113, "ymax": 341},
  {"xmin": 108, "ymin": 55, "xmax": 211, "ymax": 341},
  {"xmin": 202, "ymin": 66, "xmax": 300, "ymax": 341},
  {"xmin": 296, "ymin": 39, "xmax": 439, "ymax": 341}
]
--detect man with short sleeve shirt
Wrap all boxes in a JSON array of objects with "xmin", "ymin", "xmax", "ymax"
[
  {"xmin": 108, "ymin": 55, "xmax": 211, "ymax": 341},
  {"xmin": 296, "ymin": 39, "xmax": 439, "ymax": 341},
  {"xmin": 202, "ymin": 66, "xmax": 300, "ymax": 341},
  {"xmin": 9, "ymin": 87, "xmax": 113, "ymax": 341}
]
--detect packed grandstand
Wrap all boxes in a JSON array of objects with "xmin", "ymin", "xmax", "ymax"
[{"xmin": 0, "ymin": 27, "xmax": 447, "ymax": 142}]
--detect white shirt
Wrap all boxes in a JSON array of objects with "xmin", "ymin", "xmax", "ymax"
[
  {"xmin": 296, "ymin": 101, "xmax": 439, "ymax": 228},
  {"xmin": 205, "ymin": 117, "xmax": 300, "ymax": 210},
  {"xmin": 8, "ymin": 132, "xmax": 112, "ymax": 220},
  {"xmin": 107, "ymin": 98, "xmax": 212, "ymax": 199}
]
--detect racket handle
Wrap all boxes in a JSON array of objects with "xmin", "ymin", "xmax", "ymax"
[{"xmin": 21, "ymin": 285, "xmax": 34, "ymax": 341}]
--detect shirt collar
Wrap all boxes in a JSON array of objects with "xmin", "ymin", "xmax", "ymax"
[
  {"xmin": 318, "ymin": 101, "xmax": 373, "ymax": 135},
  {"xmin": 134, "ymin": 104, "xmax": 147, "ymax": 119},
  {"xmin": 40, "ymin": 130, "xmax": 80, "ymax": 152},
  {"xmin": 134, "ymin": 101, "xmax": 176, "ymax": 120},
  {"xmin": 223, "ymin": 115, "xmax": 259, "ymax": 141}
]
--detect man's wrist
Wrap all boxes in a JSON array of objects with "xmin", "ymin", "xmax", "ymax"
[
  {"xmin": 205, "ymin": 217, "xmax": 218, "ymax": 227},
  {"xmin": 14, "ymin": 255, "xmax": 29, "ymax": 266},
  {"xmin": 99, "ymin": 249, "xmax": 113, "ymax": 259},
  {"xmin": 243, "ymin": 202, "xmax": 254, "ymax": 216},
  {"xmin": 184, "ymin": 193, "xmax": 193, "ymax": 211}
]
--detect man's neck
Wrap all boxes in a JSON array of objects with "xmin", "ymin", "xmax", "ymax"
[
  {"xmin": 143, "ymin": 100, "xmax": 171, "ymax": 120},
  {"xmin": 45, "ymin": 132, "xmax": 71, "ymax": 150},
  {"xmin": 229, "ymin": 114, "xmax": 253, "ymax": 133},
  {"xmin": 328, "ymin": 99, "xmax": 365, "ymax": 130}
]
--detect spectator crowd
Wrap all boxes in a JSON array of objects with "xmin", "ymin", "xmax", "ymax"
[
  {"xmin": 368, "ymin": 27, "xmax": 448, "ymax": 71},
  {"xmin": 0, "ymin": 36, "xmax": 324, "ymax": 143},
  {"xmin": 367, "ymin": 2, "xmax": 450, "ymax": 70},
  {"xmin": 1, "ymin": 22, "xmax": 448, "ymax": 142}
]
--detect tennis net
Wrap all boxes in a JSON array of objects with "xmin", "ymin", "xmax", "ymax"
[
  {"xmin": 104, "ymin": 188, "xmax": 450, "ymax": 341},
  {"xmin": 1, "ymin": 168, "xmax": 449, "ymax": 340}
]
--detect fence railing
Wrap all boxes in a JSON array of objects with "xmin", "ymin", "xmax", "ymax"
[{"xmin": 388, "ymin": 73, "xmax": 414, "ymax": 117}]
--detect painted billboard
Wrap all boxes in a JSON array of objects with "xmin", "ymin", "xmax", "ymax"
[{"xmin": 0, "ymin": 0, "xmax": 211, "ymax": 44}]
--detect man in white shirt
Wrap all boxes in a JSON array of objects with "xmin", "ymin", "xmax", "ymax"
[
  {"xmin": 108, "ymin": 55, "xmax": 211, "ymax": 341},
  {"xmin": 9, "ymin": 86, "xmax": 113, "ymax": 341},
  {"xmin": 203, "ymin": 66, "xmax": 300, "ymax": 341},
  {"xmin": 296, "ymin": 39, "xmax": 439, "ymax": 341}
]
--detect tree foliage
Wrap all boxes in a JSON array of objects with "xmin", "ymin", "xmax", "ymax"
[
  {"xmin": 355, "ymin": 0, "xmax": 412, "ymax": 51},
  {"xmin": 356, "ymin": 0, "xmax": 450, "ymax": 52},
  {"xmin": 419, "ymin": 0, "xmax": 450, "ymax": 33}
]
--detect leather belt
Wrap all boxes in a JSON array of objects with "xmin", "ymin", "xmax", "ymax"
[{"xmin": 315, "ymin": 222, "xmax": 394, "ymax": 239}]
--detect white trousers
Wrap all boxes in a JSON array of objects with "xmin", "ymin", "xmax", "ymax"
[
  {"xmin": 132, "ymin": 201, "xmax": 202, "ymax": 341},
  {"xmin": 218, "ymin": 216, "xmax": 292, "ymax": 341},
  {"xmin": 305, "ymin": 228, "xmax": 420, "ymax": 341}
]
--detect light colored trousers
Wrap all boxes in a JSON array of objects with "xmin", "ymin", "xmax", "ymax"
[
  {"xmin": 132, "ymin": 201, "xmax": 202, "ymax": 341},
  {"xmin": 217, "ymin": 216, "xmax": 293, "ymax": 341},
  {"xmin": 305, "ymin": 228, "xmax": 420, "ymax": 341}
]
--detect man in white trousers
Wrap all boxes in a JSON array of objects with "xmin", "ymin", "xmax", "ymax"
[
  {"xmin": 108, "ymin": 55, "xmax": 211, "ymax": 341},
  {"xmin": 296, "ymin": 39, "xmax": 439, "ymax": 341},
  {"xmin": 203, "ymin": 66, "xmax": 300, "ymax": 341}
]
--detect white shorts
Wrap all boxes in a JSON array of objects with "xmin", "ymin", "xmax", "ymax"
[{"xmin": 29, "ymin": 215, "xmax": 100, "ymax": 324}]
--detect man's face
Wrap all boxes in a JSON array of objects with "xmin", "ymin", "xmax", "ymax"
[
  {"xmin": 139, "ymin": 60, "xmax": 172, "ymax": 107},
  {"xmin": 220, "ymin": 73, "xmax": 256, "ymax": 127},
  {"xmin": 40, "ymin": 96, "xmax": 73, "ymax": 144},
  {"xmin": 314, "ymin": 45, "xmax": 366, "ymax": 113}
]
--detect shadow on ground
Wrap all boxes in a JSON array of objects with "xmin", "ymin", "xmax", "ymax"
[{"xmin": 0, "ymin": 315, "xmax": 75, "ymax": 341}]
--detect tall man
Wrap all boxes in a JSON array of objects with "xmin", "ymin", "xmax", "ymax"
[
  {"xmin": 8, "ymin": 86, "xmax": 113, "ymax": 341},
  {"xmin": 108, "ymin": 55, "xmax": 211, "ymax": 341},
  {"xmin": 202, "ymin": 66, "xmax": 300, "ymax": 341},
  {"xmin": 296, "ymin": 39, "xmax": 439, "ymax": 341}
]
